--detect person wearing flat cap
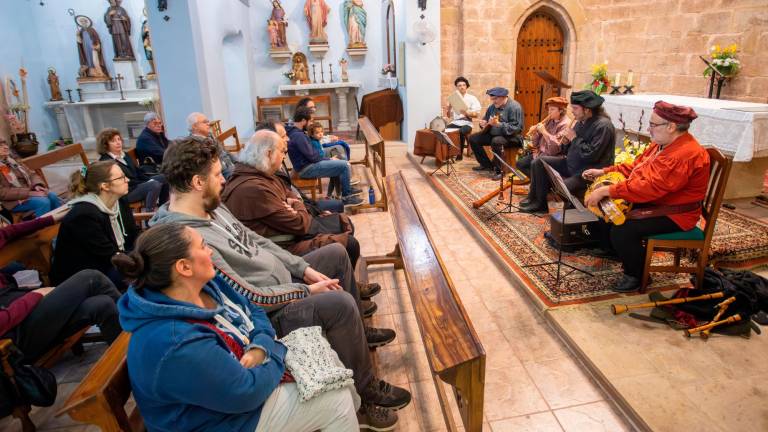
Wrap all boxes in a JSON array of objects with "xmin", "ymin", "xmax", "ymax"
[
  {"xmin": 583, "ymin": 100, "xmax": 710, "ymax": 293},
  {"xmin": 520, "ymin": 90, "xmax": 615, "ymax": 214},
  {"xmin": 468, "ymin": 87, "xmax": 524, "ymax": 179},
  {"xmin": 516, "ymin": 96, "xmax": 570, "ymax": 177}
]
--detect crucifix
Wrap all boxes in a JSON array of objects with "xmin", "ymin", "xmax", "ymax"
[
  {"xmin": 320, "ymin": 59, "xmax": 325, "ymax": 83},
  {"xmin": 116, "ymin": 73, "xmax": 126, "ymax": 100},
  {"xmin": 312, "ymin": 64, "xmax": 317, "ymax": 83}
]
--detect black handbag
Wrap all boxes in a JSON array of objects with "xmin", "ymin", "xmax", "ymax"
[
  {"xmin": 0, "ymin": 344, "xmax": 58, "ymax": 416},
  {"xmin": 139, "ymin": 156, "xmax": 160, "ymax": 178},
  {"xmin": 308, "ymin": 214, "xmax": 345, "ymax": 236}
]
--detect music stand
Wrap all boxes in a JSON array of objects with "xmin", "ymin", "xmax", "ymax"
[
  {"xmin": 699, "ymin": 55, "xmax": 726, "ymax": 99},
  {"xmin": 522, "ymin": 161, "xmax": 595, "ymax": 285},
  {"xmin": 485, "ymin": 150, "xmax": 529, "ymax": 220},
  {"xmin": 533, "ymin": 70, "xmax": 572, "ymax": 122},
  {"xmin": 429, "ymin": 130, "xmax": 460, "ymax": 177}
]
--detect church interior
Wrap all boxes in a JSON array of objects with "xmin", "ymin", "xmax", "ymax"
[{"xmin": 2, "ymin": 0, "xmax": 768, "ymax": 431}]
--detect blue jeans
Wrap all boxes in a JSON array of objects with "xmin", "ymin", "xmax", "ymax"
[
  {"xmin": 12, "ymin": 192, "xmax": 62, "ymax": 217},
  {"xmin": 316, "ymin": 199, "xmax": 344, "ymax": 213},
  {"xmin": 300, "ymin": 160, "xmax": 352, "ymax": 196},
  {"xmin": 322, "ymin": 140, "xmax": 351, "ymax": 160}
]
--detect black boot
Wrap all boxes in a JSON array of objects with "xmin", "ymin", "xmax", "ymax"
[{"xmin": 612, "ymin": 274, "xmax": 641, "ymax": 293}]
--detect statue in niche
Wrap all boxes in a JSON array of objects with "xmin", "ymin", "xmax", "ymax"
[
  {"xmin": 339, "ymin": 58, "xmax": 349, "ymax": 82},
  {"xmin": 141, "ymin": 8, "xmax": 156, "ymax": 76},
  {"xmin": 75, "ymin": 15, "xmax": 109, "ymax": 80},
  {"xmin": 342, "ymin": 0, "xmax": 367, "ymax": 48},
  {"xmin": 304, "ymin": 0, "xmax": 330, "ymax": 44},
  {"xmin": 270, "ymin": 0, "xmax": 288, "ymax": 50},
  {"xmin": 104, "ymin": 0, "xmax": 135, "ymax": 60},
  {"xmin": 47, "ymin": 68, "xmax": 63, "ymax": 101},
  {"xmin": 291, "ymin": 52, "xmax": 310, "ymax": 84}
]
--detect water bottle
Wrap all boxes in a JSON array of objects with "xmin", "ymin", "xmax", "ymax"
[{"xmin": 368, "ymin": 186, "xmax": 375, "ymax": 204}]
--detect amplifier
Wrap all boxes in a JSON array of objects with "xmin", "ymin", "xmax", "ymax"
[{"xmin": 548, "ymin": 209, "xmax": 600, "ymax": 250}]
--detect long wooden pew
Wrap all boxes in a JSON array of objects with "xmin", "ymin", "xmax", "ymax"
[
  {"xmin": 365, "ymin": 171, "xmax": 486, "ymax": 431},
  {"xmin": 56, "ymin": 332, "xmax": 143, "ymax": 432}
]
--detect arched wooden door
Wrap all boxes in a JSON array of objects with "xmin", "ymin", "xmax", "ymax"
[{"xmin": 515, "ymin": 12, "xmax": 565, "ymax": 130}]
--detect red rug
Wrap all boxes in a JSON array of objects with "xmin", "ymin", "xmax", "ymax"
[{"xmin": 422, "ymin": 158, "xmax": 768, "ymax": 307}]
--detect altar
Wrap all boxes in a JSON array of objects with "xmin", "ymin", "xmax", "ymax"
[
  {"xmin": 278, "ymin": 82, "xmax": 361, "ymax": 131},
  {"xmin": 603, "ymin": 94, "xmax": 768, "ymax": 198}
]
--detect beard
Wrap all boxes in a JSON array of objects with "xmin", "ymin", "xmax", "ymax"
[{"xmin": 202, "ymin": 184, "xmax": 222, "ymax": 213}]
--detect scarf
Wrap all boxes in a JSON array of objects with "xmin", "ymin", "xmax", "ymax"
[
  {"xmin": 68, "ymin": 193, "xmax": 127, "ymax": 251},
  {"xmin": 108, "ymin": 151, "xmax": 128, "ymax": 166},
  {"xmin": 0, "ymin": 157, "xmax": 32, "ymax": 188}
]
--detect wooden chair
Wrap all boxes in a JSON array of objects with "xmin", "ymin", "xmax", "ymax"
[
  {"xmin": 208, "ymin": 120, "xmax": 223, "ymax": 138},
  {"xmin": 216, "ymin": 126, "xmax": 242, "ymax": 154},
  {"xmin": 365, "ymin": 172, "xmax": 485, "ymax": 431},
  {"xmin": 640, "ymin": 148, "xmax": 732, "ymax": 291},
  {"xmin": 57, "ymin": 332, "xmax": 144, "ymax": 432},
  {"xmin": 22, "ymin": 143, "xmax": 90, "ymax": 188},
  {"xmin": 256, "ymin": 94, "xmax": 334, "ymax": 132},
  {"xmin": 290, "ymin": 171, "xmax": 323, "ymax": 201}
]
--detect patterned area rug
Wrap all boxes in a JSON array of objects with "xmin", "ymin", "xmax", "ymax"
[{"xmin": 423, "ymin": 158, "xmax": 768, "ymax": 307}]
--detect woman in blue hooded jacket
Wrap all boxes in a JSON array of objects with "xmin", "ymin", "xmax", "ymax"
[{"xmin": 115, "ymin": 222, "xmax": 358, "ymax": 432}]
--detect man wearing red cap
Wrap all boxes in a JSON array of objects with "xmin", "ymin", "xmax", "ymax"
[
  {"xmin": 516, "ymin": 96, "xmax": 570, "ymax": 177},
  {"xmin": 583, "ymin": 100, "xmax": 710, "ymax": 293}
]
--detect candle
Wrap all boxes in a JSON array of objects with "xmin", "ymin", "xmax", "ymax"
[
  {"xmin": 627, "ymin": 71, "xmax": 634, "ymax": 87},
  {"xmin": 614, "ymin": 73, "xmax": 621, "ymax": 87}
]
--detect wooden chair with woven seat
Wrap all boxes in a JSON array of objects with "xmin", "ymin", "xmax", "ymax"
[{"xmin": 640, "ymin": 147, "xmax": 732, "ymax": 292}]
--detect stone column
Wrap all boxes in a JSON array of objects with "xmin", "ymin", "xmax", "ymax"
[
  {"xmin": 334, "ymin": 87, "xmax": 351, "ymax": 131},
  {"xmin": 50, "ymin": 104, "xmax": 72, "ymax": 140}
]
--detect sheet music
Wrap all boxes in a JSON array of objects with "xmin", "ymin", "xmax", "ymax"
[
  {"xmin": 447, "ymin": 90, "xmax": 469, "ymax": 113},
  {"xmin": 433, "ymin": 130, "xmax": 459, "ymax": 150},
  {"xmin": 541, "ymin": 161, "xmax": 592, "ymax": 214}
]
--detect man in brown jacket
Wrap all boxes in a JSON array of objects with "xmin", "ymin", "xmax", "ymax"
[{"xmin": 222, "ymin": 130, "xmax": 379, "ymax": 299}]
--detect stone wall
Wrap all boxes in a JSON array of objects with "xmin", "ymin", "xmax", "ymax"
[{"xmin": 441, "ymin": 0, "xmax": 768, "ymax": 104}]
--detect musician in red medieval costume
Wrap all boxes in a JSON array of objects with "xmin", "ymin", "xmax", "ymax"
[{"xmin": 583, "ymin": 101, "xmax": 710, "ymax": 293}]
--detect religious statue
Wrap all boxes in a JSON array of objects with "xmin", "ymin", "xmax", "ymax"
[
  {"xmin": 342, "ymin": 0, "xmax": 367, "ymax": 48},
  {"xmin": 47, "ymin": 68, "xmax": 63, "ymax": 101},
  {"xmin": 75, "ymin": 15, "xmax": 109, "ymax": 80},
  {"xmin": 270, "ymin": 0, "xmax": 289, "ymax": 50},
  {"xmin": 339, "ymin": 58, "xmax": 349, "ymax": 82},
  {"xmin": 104, "ymin": 0, "xmax": 135, "ymax": 60},
  {"xmin": 291, "ymin": 52, "xmax": 310, "ymax": 84},
  {"xmin": 304, "ymin": 0, "xmax": 330, "ymax": 45},
  {"xmin": 141, "ymin": 9, "xmax": 156, "ymax": 76}
]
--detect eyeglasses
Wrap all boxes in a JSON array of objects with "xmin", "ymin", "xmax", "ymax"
[
  {"xmin": 106, "ymin": 174, "xmax": 128, "ymax": 183},
  {"xmin": 649, "ymin": 121, "xmax": 669, "ymax": 129}
]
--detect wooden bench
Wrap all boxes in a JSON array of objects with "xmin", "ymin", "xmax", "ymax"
[
  {"xmin": 365, "ymin": 172, "xmax": 486, "ymax": 431},
  {"xmin": 348, "ymin": 116, "xmax": 388, "ymax": 214},
  {"xmin": 216, "ymin": 126, "xmax": 243, "ymax": 154},
  {"xmin": 257, "ymin": 94, "xmax": 334, "ymax": 132},
  {"xmin": 57, "ymin": 332, "xmax": 144, "ymax": 432},
  {"xmin": 22, "ymin": 143, "xmax": 90, "ymax": 188}
]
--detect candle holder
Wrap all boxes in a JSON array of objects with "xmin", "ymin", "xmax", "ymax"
[
  {"xmin": 76, "ymin": 88, "xmax": 83, "ymax": 102},
  {"xmin": 65, "ymin": 89, "xmax": 74, "ymax": 103},
  {"xmin": 137, "ymin": 75, "xmax": 147, "ymax": 89},
  {"xmin": 622, "ymin": 85, "xmax": 634, "ymax": 95},
  {"xmin": 311, "ymin": 64, "xmax": 317, "ymax": 84},
  {"xmin": 610, "ymin": 85, "xmax": 622, "ymax": 95}
]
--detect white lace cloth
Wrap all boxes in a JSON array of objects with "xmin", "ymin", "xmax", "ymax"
[
  {"xmin": 603, "ymin": 94, "xmax": 768, "ymax": 162},
  {"xmin": 279, "ymin": 326, "xmax": 355, "ymax": 402}
]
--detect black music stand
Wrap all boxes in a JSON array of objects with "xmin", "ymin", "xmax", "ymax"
[
  {"xmin": 533, "ymin": 70, "xmax": 572, "ymax": 122},
  {"xmin": 429, "ymin": 130, "xmax": 459, "ymax": 177},
  {"xmin": 699, "ymin": 55, "xmax": 727, "ymax": 99},
  {"xmin": 522, "ymin": 161, "xmax": 595, "ymax": 285},
  {"xmin": 485, "ymin": 150, "xmax": 529, "ymax": 220}
]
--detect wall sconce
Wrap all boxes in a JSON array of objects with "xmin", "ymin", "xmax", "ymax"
[{"xmin": 413, "ymin": 15, "xmax": 435, "ymax": 46}]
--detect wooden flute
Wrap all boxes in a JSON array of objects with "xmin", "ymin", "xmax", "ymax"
[
  {"xmin": 685, "ymin": 314, "xmax": 741, "ymax": 337},
  {"xmin": 611, "ymin": 292, "xmax": 725, "ymax": 315}
]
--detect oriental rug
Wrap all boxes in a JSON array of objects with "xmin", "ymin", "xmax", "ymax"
[{"xmin": 421, "ymin": 158, "xmax": 768, "ymax": 307}]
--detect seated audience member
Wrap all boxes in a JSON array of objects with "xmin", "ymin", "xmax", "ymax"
[
  {"xmin": 50, "ymin": 161, "xmax": 138, "ymax": 289},
  {"xmin": 223, "ymin": 131, "xmax": 378, "ymax": 298},
  {"xmin": 115, "ymin": 223, "xmax": 362, "ymax": 432},
  {"xmin": 286, "ymin": 108, "xmax": 363, "ymax": 206},
  {"xmin": 308, "ymin": 122, "xmax": 349, "ymax": 161},
  {"xmin": 0, "ymin": 206, "xmax": 67, "ymax": 248},
  {"xmin": 135, "ymin": 112, "xmax": 170, "ymax": 166},
  {"xmin": 516, "ymin": 96, "xmax": 570, "ymax": 177},
  {"xmin": 445, "ymin": 76, "xmax": 482, "ymax": 159},
  {"xmin": 583, "ymin": 101, "xmax": 709, "ymax": 293},
  {"xmin": 297, "ymin": 97, "xmax": 352, "ymax": 160},
  {"xmin": 1, "ymin": 267, "xmax": 121, "ymax": 362},
  {"xmin": 521, "ymin": 90, "xmax": 615, "ymax": 214},
  {"xmin": 255, "ymin": 121, "xmax": 345, "ymax": 214},
  {"xmin": 97, "ymin": 128, "xmax": 169, "ymax": 211},
  {"xmin": 187, "ymin": 111, "xmax": 236, "ymax": 179},
  {"xmin": 468, "ymin": 87, "xmax": 524, "ymax": 179},
  {"xmin": 0, "ymin": 138, "xmax": 62, "ymax": 218},
  {"xmin": 152, "ymin": 137, "xmax": 409, "ymax": 423}
]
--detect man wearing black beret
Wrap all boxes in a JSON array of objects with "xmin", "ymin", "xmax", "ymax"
[
  {"xmin": 520, "ymin": 90, "xmax": 615, "ymax": 213},
  {"xmin": 468, "ymin": 87, "xmax": 524, "ymax": 179}
]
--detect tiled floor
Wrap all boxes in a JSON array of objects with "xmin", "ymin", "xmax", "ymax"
[{"xmin": 4, "ymin": 141, "xmax": 765, "ymax": 431}]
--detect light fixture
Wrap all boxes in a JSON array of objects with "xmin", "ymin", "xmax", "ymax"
[{"xmin": 413, "ymin": 15, "xmax": 435, "ymax": 46}]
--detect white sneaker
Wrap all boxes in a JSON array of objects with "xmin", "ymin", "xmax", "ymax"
[{"xmin": 350, "ymin": 177, "xmax": 362, "ymax": 186}]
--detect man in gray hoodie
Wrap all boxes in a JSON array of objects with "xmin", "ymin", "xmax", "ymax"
[{"xmin": 151, "ymin": 135, "xmax": 411, "ymax": 423}]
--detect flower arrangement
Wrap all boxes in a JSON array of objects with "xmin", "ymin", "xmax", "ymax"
[
  {"xmin": 615, "ymin": 135, "xmax": 649, "ymax": 165},
  {"xmin": 282, "ymin": 70, "xmax": 296, "ymax": 81},
  {"xmin": 381, "ymin": 64, "xmax": 395, "ymax": 75},
  {"xmin": 47, "ymin": 137, "xmax": 74, "ymax": 151},
  {"xmin": 704, "ymin": 44, "xmax": 741, "ymax": 77},
  {"xmin": 585, "ymin": 62, "xmax": 610, "ymax": 94}
]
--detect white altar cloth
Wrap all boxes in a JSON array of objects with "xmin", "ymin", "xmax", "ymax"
[{"xmin": 602, "ymin": 94, "xmax": 768, "ymax": 162}]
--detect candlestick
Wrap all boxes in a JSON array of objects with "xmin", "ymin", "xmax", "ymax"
[
  {"xmin": 614, "ymin": 72, "xmax": 621, "ymax": 87},
  {"xmin": 138, "ymin": 75, "xmax": 146, "ymax": 89},
  {"xmin": 622, "ymin": 85, "xmax": 634, "ymax": 95},
  {"xmin": 311, "ymin": 64, "xmax": 317, "ymax": 84},
  {"xmin": 320, "ymin": 59, "xmax": 325, "ymax": 83},
  {"xmin": 116, "ymin": 73, "xmax": 125, "ymax": 100},
  {"xmin": 610, "ymin": 85, "xmax": 622, "ymax": 95},
  {"xmin": 65, "ymin": 89, "xmax": 73, "ymax": 103},
  {"xmin": 76, "ymin": 88, "xmax": 83, "ymax": 102},
  {"xmin": 328, "ymin": 63, "xmax": 334, "ymax": 83},
  {"xmin": 627, "ymin": 71, "xmax": 634, "ymax": 87}
]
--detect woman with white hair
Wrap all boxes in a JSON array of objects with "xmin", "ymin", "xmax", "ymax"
[{"xmin": 136, "ymin": 112, "xmax": 169, "ymax": 165}]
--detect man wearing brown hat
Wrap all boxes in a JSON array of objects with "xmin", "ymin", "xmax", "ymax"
[
  {"xmin": 520, "ymin": 90, "xmax": 615, "ymax": 213},
  {"xmin": 583, "ymin": 100, "xmax": 710, "ymax": 293},
  {"xmin": 468, "ymin": 87, "xmax": 524, "ymax": 179},
  {"xmin": 516, "ymin": 96, "xmax": 570, "ymax": 177}
]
